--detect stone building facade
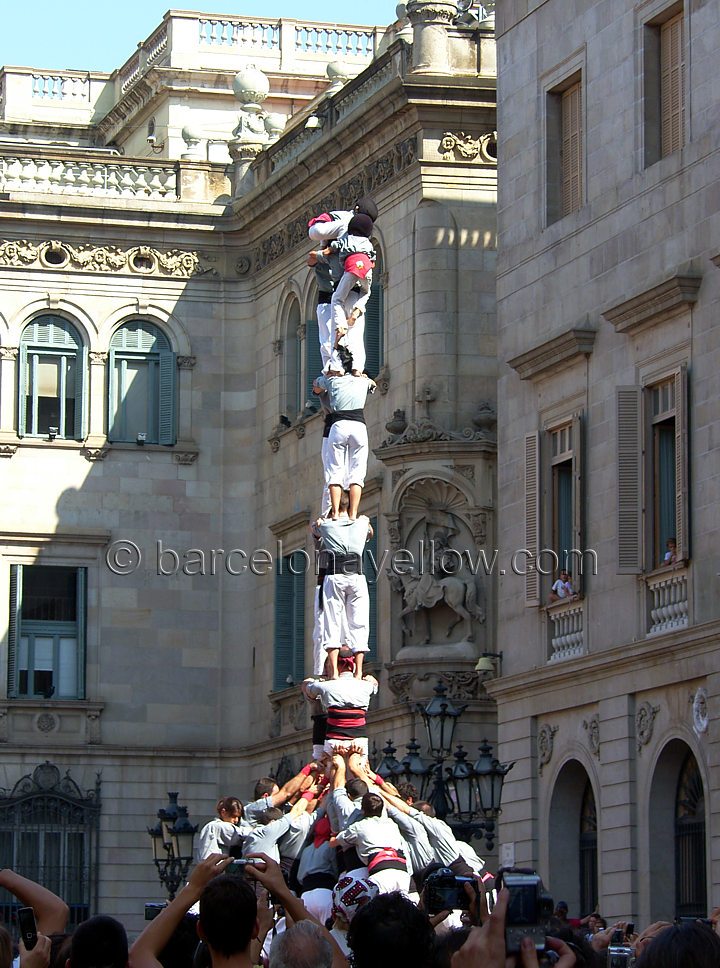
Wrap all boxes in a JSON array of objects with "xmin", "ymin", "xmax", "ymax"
[
  {"xmin": 0, "ymin": 3, "xmax": 498, "ymax": 929},
  {"xmin": 494, "ymin": 0, "xmax": 720, "ymax": 925}
]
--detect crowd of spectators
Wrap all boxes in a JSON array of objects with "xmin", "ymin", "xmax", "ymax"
[{"xmin": 2, "ymin": 751, "xmax": 720, "ymax": 968}]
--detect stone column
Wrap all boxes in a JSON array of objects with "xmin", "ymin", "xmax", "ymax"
[
  {"xmin": 406, "ymin": 0, "xmax": 459, "ymax": 74},
  {"xmin": 0, "ymin": 347, "xmax": 18, "ymax": 437},
  {"xmin": 86, "ymin": 351, "xmax": 108, "ymax": 447}
]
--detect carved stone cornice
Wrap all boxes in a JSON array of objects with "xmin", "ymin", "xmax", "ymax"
[
  {"xmin": 508, "ymin": 326, "xmax": 596, "ymax": 382},
  {"xmin": 269, "ymin": 508, "xmax": 312, "ymax": 539},
  {"xmin": 0, "ymin": 239, "xmax": 217, "ymax": 278},
  {"xmin": 602, "ymin": 274, "xmax": 702, "ymax": 335},
  {"xmin": 377, "ymin": 416, "xmax": 498, "ymax": 458},
  {"xmin": 254, "ymin": 136, "xmax": 417, "ymax": 271}
]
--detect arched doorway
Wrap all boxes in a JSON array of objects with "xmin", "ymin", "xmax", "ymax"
[{"xmin": 548, "ymin": 760, "xmax": 598, "ymax": 916}]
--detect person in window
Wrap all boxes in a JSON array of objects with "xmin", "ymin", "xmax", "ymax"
[
  {"xmin": 663, "ymin": 537, "xmax": 677, "ymax": 566},
  {"xmin": 549, "ymin": 569, "xmax": 575, "ymax": 603}
]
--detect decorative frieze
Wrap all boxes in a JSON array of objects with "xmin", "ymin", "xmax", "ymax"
[
  {"xmin": 254, "ymin": 137, "xmax": 417, "ymax": 271},
  {"xmin": 0, "ymin": 239, "xmax": 217, "ymax": 278},
  {"xmin": 439, "ymin": 130, "xmax": 497, "ymax": 164}
]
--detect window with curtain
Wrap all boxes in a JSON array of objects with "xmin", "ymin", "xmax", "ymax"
[
  {"xmin": 8, "ymin": 565, "xmax": 86, "ymax": 700},
  {"xmin": 19, "ymin": 317, "xmax": 86, "ymax": 439},
  {"xmin": 108, "ymin": 321, "xmax": 176, "ymax": 444}
]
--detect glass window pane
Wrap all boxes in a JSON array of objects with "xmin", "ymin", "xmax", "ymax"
[
  {"xmin": 121, "ymin": 360, "xmax": 152, "ymax": 439},
  {"xmin": 22, "ymin": 567, "xmax": 77, "ymax": 621},
  {"xmin": 58, "ymin": 637, "xmax": 78, "ymax": 697}
]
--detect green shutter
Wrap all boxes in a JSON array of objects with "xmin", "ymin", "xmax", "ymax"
[
  {"xmin": 305, "ymin": 318, "xmax": 322, "ymax": 408},
  {"xmin": 571, "ymin": 413, "xmax": 584, "ymax": 594},
  {"xmin": 364, "ymin": 518, "xmax": 378, "ymax": 662},
  {"xmin": 158, "ymin": 351, "xmax": 177, "ymax": 445},
  {"xmin": 524, "ymin": 432, "xmax": 540, "ymax": 605},
  {"xmin": 292, "ymin": 559, "xmax": 306, "ymax": 684},
  {"xmin": 76, "ymin": 567, "xmax": 86, "ymax": 700},
  {"xmin": 617, "ymin": 387, "xmax": 642, "ymax": 573},
  {"xmin": 365, "ymin": 253, "xmax": 384, "ymax": 378},
  {"xmin": 107, "ymin": 347, "xmax": 118, "ymax": 441},
  {"xmin": 17, "ymin": 343, "xmax": 28, "ymax": 437},
  {"xmin": 7, "ymin": 564, "xmax": 22, "ymax": 698},
  {"xmin": 73, "ymin": 345, "xmax": 88, "ymax": 440}
]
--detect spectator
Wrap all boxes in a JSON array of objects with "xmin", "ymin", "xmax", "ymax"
[
  {"xmin": 69, "ymin": 916, "xmax": 128, "ymax": 968},
  {"xmin": 636, "ymin": 921, "xmax": 720, "ymax": 967},
  {"xmin": 347, "ymin": 892, "xmax": 435, "ymax": 968},
  {"xmin": 549, "ymin": 570, "xmax": 575, "ymax": 603},
  {"xmin": 268, "ymin": 921, "xmax": 333, "ymax": 968}
]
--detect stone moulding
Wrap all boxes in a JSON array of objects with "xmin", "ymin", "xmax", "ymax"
[
  {"xmin": 602, "ymin": 274, "xmax": 702, "ymax": 335},
  {"xmin": 508, "ymin": 326, "xmax": 596, "ymax": 382},
  {"xmin": 0, "ymin": 239, "xmax": 217, "ymax": 278}
]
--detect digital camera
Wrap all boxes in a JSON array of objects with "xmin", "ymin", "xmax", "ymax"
[
  {"xmin": 495, "ymin": 867, "xmax": 554, "ymax": 953},
  {"xmin": 424, "ymin": 868, "xmax": 479, "ymax": 914},
  {"xmin": 607, "ymin": 929, "xmax": 635, "ymax": 968}
]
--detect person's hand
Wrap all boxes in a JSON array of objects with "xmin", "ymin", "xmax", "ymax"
[
  {"xmin": 460, "ymin": 877, "xmax": 486, "ymax": 927},
  {"xmin": 256, "ymin": 888, "xmax": 274, "ymax": 940},
  {"xmin": 591, "ymin": 922, "xmax": 628, "ymax": 952},
  {"xmin": 307, "ymin": 251, "xmax": 318, "ymax": 266},
  {"xmin": 634, "ymin": 921, "xmax": 672, "ymax": 959},
  {"xmin": 451, "ymin": 887, "xmax": 509, "ymax": 968},
  {"xmin": 188, "ymin": 854, "xmax": 233, "ymax": 895},
  {"xmin": 245, "ymin": 853, "xmax": 288, "ymax": 899},
  {"xmin": 20, "ymin": 934, "xmax": 51, "ymax": 968}
]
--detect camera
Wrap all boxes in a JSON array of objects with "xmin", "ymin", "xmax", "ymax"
[
  {"xmin": 227, "ymin": 859, "xmax": 254, "ymax": 876},
  {"xmin": 17, "ymin": 907, "xmax": 38, "ymax": 951},
  {"xmin": 607, "ymin": 929, "xmax": 635, "ymax": 967},
  {"xmin": 424, "ymin": 868, "xmax": 479, "ymax": 914},
  {"xmin": 495, "ymin": 867, "xmax": 554, "ymax": 954},
  {"xmin": 144, "ymin": 903, "xmax": 166, "ymax": 920}
]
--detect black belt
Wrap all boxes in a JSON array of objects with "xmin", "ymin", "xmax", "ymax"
[
  {"xmin": 328, "ymin": 409, "xmax": 365, "ymax": 426},
  {"xmin": 318, "ymin": 551, "xmax": 363, "ymax": 575}
]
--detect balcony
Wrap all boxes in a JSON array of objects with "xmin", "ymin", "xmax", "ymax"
[
  {"xmin": 547, "ymin": 598, "xmax": 585, "ymax": 663},
  {"xmin": 645, "ymin": 565, "xmax": 689, "ymax": 636}
]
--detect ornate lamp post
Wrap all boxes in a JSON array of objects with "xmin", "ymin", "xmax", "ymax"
[
  {"xmin": 375, "ymin": 740, "xmax": 405, "ymax": 782},
  {"xmin": 147, "ymin": 792, "xmax": 198, "ymax": 900},
  {"xmin": 472, "ymin": 738, "xmax": 515, "ymax": 850},
  {"xmin": 400, "ymin": 737, "xmax": 431, "ymax": 796}
]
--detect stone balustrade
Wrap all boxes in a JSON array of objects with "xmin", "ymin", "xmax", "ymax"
[
  {"xmin": 646, "ymin": 566, "xmax": 689, "ymax": 635},
  {"xmin": 547, "ymin": 599, "xmax": 585, "ymax": 662},
  {"xmin": 0, "ymin": 153, "xmax": 178, "ymax": 200},
  {"xmin": 0, "ymin": 67, "xmax": 111, "ymax": 123}
]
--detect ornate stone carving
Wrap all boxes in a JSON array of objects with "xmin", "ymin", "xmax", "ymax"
[
  {"xmin": 272, "ymin": 339, "xmax": 283, "ymax": 356},
  {"xmin": 386, "ymin": 410, "xmax": 407, "ymax": 437},
  {"xmin": 89, "ymin": 351, "xmax": 108, "ymax": 364},
  {"xmin": 636, "ymin": 701, "xmax": 660, "ymax": 752},
  {"xmin": 0, "ymin": 708, "xmax": 7, "ymax": 743},
  {"xmin": 390, "ymin": 479, "xmax": 485, "ymax": 645},
  {"xmin": 0, "ymin": 346, "xmax": 18, "ymax": 360},
  {"xmin": 269, "ymin": 702, "xmax": 282, "ymax": 738},
  {"xmin": 453, "ymin": 464, "xmax": 475, "ymax": 482},
  {"xmin": 35, "ymin": 712, "xmax": 58, "ymax": 734},
  {"xmin": 468, "ymin": 510, "xmax": 488, "ymax": 546},
  {"xmin": 388, "ymin": 673, "xmax": 415, "ymax": 704},
  {"xmin": 417, "ymin": 670, "xmax": 480, "ymax": 700},
  {"xmin": 440, "ymin": 130, "xmax": 497, "ymax": 164},
  {"xmin": 296, "ymin": 322, "xmax": 306, "ymax": 341},
  {"xmin": 294, "ymin": 423, "xmax": 306, "ymax": 439},
  {"xmin": 173, "ymin": 452, "xmax": 198, "ymax": 465},
  {"xmin": 82, "ymin": 447, "xmax": 109, "ymax": 462},
  {"xmin": 0, "ymin": 239, "xmax": 217, "ymax": 277},
  {"xmin": 177, "ymin": 356, "xmax": 197, "ymax": 369},
  {"xmin": 583, "ymin": 715, "xmax": 600, "ymax": 758},
  {"xmin": 407, "ymin": 1, "xmax": 459, "ymax": 26},
  {"xmin": 391, "ymin": 469, "xmax": 406, "ymax": 489},
  {"xmin": 537, "ymin": 723, "xmax": 558, "ymax": 775},
  {"xmin": 0, "ymin": 445, "xmax": 18, "ymax": 458},
  {"xmin": 86, "ymin": 710, "xmax": 101, "ymax": 745},
  {"xmin": 375, "ymin": 365, "xmax": 391, "ymax": 395},
  {"xmin": 384, "ymin": 513, "xmax": 402, "ymax": 551},
  {"xmin": 380, "ymin": 416, "xmax": 493, "ymax": 448},
  {"xmin": 692, "ymin": 687, "xmax": 709, "ymax": 737},
  {"xmin": 268, "ymin": 435, "xmax": 281, "ymax": 453},
  {"xmin": 254, "ymin": 137, "xmax": 417, "ymax": 270},
  {"xmin": 235, "ymin": 256, "xmax": 252, "ymax": 274}
]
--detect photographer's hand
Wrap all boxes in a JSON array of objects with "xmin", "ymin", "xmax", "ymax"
[{"xmin": 451, "ymin": 887, "xmax": 509, "ymax": 968}]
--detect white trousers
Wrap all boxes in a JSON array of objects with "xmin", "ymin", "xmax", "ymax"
[
  {"xmin": 321, "ymin": 573, "xmax": 369, "ymax": 653},
  {"xmin": 313, "ymin": 583, "xmax": 349, "ymax": 675},
  {"xmin": 320, "ymin": 434, "xmax": 349, "ymax": 516},
  {"xmin": 327, "ymin": 273, "xmax": 369, "ymax": 373},
  {"xmin": 317, "ymin": 301, "xmax": 332, "ymax": 369},
  {"xmin": 368, "ymin": 868, "xmax": 411, "ymax": 895},
  {"xmin": 325, "ymin": 420, "xmax": 368, "ymax": 487}
]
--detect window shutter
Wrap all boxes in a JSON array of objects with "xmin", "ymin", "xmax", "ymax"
[
  {"xmin": 273, "ymin": 562, "xmax": 294, "ymax": 691},
  {"xmin": 525, "ymin": 432, "xmax": 540, "ymax": 606},
  {"xmin": 292, "ymin": 559, "xmax": 306, "ymax": 684},
  {"xmin": 107, "ymin": 347, "xmax": 117, "ymax": 442},
  {"xmin": 76, "ymin": 567, "xmax": 86, "ymax": 700},
  {"xmin": 571, "ymin": 413, "xmax": 584, "ymax": 593},
  {"xmin": 305, "ymin": 318, "xmax": 322, "ymax": 406},
  {"xmin": 17, "ymin": 343, "xmax": 28, "ymax": 437},
  {"xmin": 674, "ymin": 363, "xmax": 689, "ymax": 561},
  {"xmin": 158, "ymin": 351, "xmax": 177, "ymax": 445},
  {"xmin": 617, "ymin": 386, "xmax": 643, "ymax": 573},
  {"xmin": 661, "ymin": 13, "xmax": 684, "ymax": 157},
  {"xmin": 7, "ymin": 564, "xmax": 22, "ymax": 698},
  {"xmin": 73, "ymin": 345, "xmax": 88, "ymax": 440},
  {"xmin": 364, "ymin": 518, "xmax": 378, "ymax": 662},
  {"xmin": 365, "ymin": 252, "xmax": 384, "ymax": 379},
  {"xmin": 561, "ymin": 82, "xmax": 582, "ymax": 216}
]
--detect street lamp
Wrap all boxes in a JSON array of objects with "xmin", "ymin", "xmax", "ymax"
[
  {"xmin": 417, "ymin": 681, "xmax": 467, "ymax": 759},
  {"xmin": 400, "ymin": 737, "xmax": 431, "ymax": 795},
  {"xmin": 472, "ymin": 738, "xmax": 515, "ymax": 850},
  {"xmin": 147, "ymin": 792, "xmax": 198, "ymax": 900}
]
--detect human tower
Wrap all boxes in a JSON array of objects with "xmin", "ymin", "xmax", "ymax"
[{"xmin": 302, "ymin": 196, "xmax": 381, "ymax": 763}]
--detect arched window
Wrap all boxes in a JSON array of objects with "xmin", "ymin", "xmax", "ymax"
[
  {"xmin": 19, "ymin": 316, "xmax": 86, "ymax": 439},
  {"xmin": 675, "ymin": 750, "xmax": 706, "ymax": 917},
  {"xmin": 365, "ymin": 248, "xmax": 384, "ymax": 378},
  {"xmin": 579, "ymin": 779, "xmax": 598, "ymax": 914},
  {"xmin": 108, "ymin": 321, "xmax": 176, "ymax": 444},
  {"xmin": 282, "ymin": 299, "xmax": 301, "ymax": 421}
]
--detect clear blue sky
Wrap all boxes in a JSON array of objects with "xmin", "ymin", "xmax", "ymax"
[{"xmin": 3, "ymin": 1, "xmax": 400, "ymax": 73}]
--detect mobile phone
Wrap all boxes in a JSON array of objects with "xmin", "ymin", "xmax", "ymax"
[{"xmin": 18, "ymin": 906, "xmax": 38, "ymax": 951}]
